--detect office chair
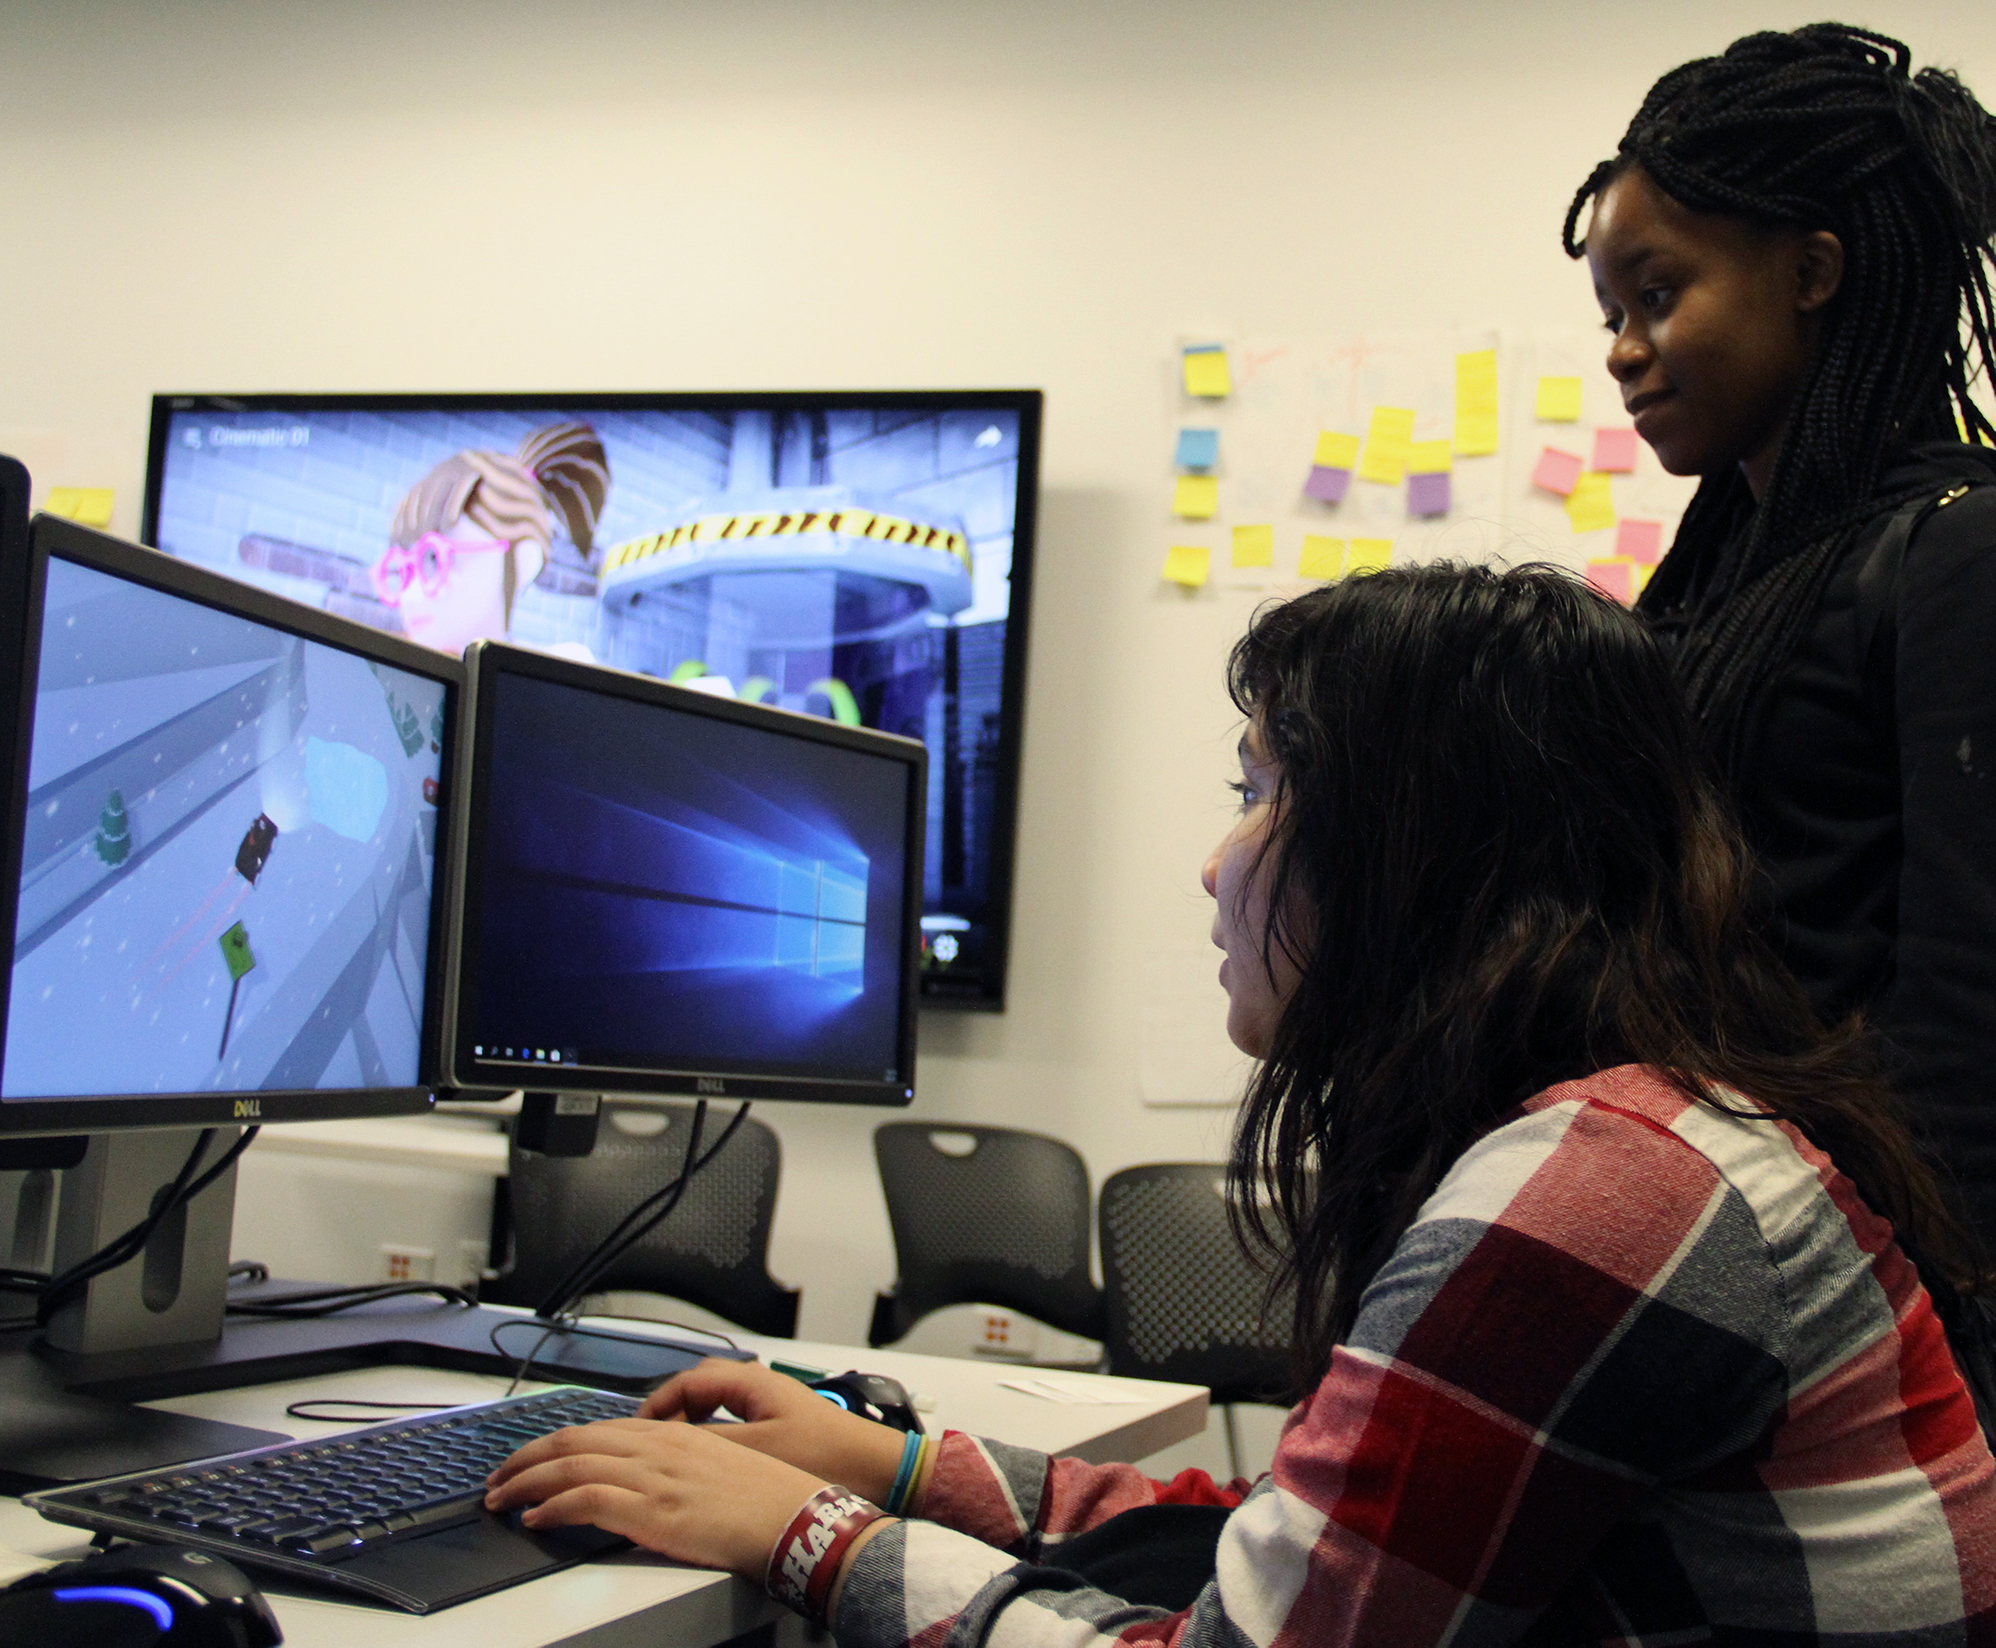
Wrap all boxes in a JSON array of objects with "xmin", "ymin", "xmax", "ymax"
[
  {"xmin": 483, "ymin": 1100, "xmax": 800, "ymax": 1338},
  {"xmin": 869, "ymin": 1122, "xmax": 1104, "ymax": 1352},
  {"xmin": 1098, "ymin": 1163, "xmax": 1297, "ymax": 1478}
]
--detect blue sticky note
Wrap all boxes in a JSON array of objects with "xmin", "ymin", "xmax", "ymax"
[{"xmin": 1175, "ymin": 428, "xmax": 1219, "ymax": 470}]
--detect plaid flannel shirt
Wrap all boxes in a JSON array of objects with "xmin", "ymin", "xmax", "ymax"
[{"xmin": 832, "ymin": 1065, "xmax": 1996, "ymax": 1648}]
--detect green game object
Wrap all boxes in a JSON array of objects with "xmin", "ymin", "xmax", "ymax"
[
  {"xmin": 219, "ymin": 922, "xmax": 256, "ymax": 981},
  {"xmin": 94, "ymin": 789, "xmax": 132, "ymax": 866}
]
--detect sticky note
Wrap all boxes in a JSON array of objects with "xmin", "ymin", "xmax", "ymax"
[
  {"xmin": 1536, "ymin": 376, "xmax": 1584, "ymax": 422},
  {"xmin": 1531, "ymin": 447, "xmax": 1585, "ymax": 497},
  {"xmin": 1592, "ymin": 427, "xmax": 1638, "ymax": 473},
  {"xmin": 1303, "ymin": 465, "xmax": 1351, "ymax": 504},
  {"xmin": 1313, "ymin": 431, "xmax": 1361, "ymax": 469},
  {"xmin": 1231, "ymin": 524, "xmax": 1274, "ymax": 568},
  {"xmin": 1585, "ymin": 559, "xmax": 1636, "ymax": 604},
  {"xmin": 1407, "ymin": 471, "xmax": 1451, "ymax": 517},
  {"xmin": 1173, "ymin": 475, "xmax": 1219, "ymax": 519},
  {"xmin": 1176, "ymin": 428, "xmax": 1219, "ymax": 470},
  {"xmin": 1357, "ymin": 407, "xmax": 1417, "ymax": 486},
  {"xmin": 1299, "ymin": 535, "xmax": 1345, "ymax": 579},
  {"xmin": 1565, "ymin": 472, "xmax": 1617, "ymax": 534},
  {"xmin": 1162, "ymin": 544, "xmax": 1210, "ymax": 588},
  {"xmin": 1348, "ymin": 538, "xmax": 1392, "ymax": 574},
  {"xmin": 1617, "ymin": 518, "xmax": 1664, "ymax": 564},
  {"xmin": 1183, "ymin": 345, "xmax": 1231, "ymax": 399},
  {"xmin": 1455, "ymin": 349, "xmax": 1500, "ymax": 456},
  {"xmin": 45, "ymin": 487, "xmax": 114, "ymax": 527}
]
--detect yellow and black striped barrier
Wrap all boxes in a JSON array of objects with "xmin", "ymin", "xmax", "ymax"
[{"xmin": 603, "ymin": 507, "xmax": 971, "ymax": 580}]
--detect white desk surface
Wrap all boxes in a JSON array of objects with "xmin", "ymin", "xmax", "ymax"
[{"xmin": 0, "ymin": 1321, "xmax": 1207, "ymax": 1648}]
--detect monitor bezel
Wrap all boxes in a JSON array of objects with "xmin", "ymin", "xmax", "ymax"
[
  {"xmin": 142, "ymin": 388, "xmax": 1040, "ymax": 1013},
  {"xmin": 0, "ymin": 514, "xmax": 464, "ymax": 1135},
  {"xmin": 445, "ymin": 640, "xmax": 923, "ymax": 1107}
]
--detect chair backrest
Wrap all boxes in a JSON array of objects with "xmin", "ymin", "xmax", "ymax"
[
  {"xmin": 871, "ymin": 1122, "xmax": 1103, "ymax": 1344},
  {"xmin": 483, "ymin": 1100, "xmax": 799, "ymax": 1338},
  {"xmin": 1098, "ymin": 1163, "xmax": 1295, "ymax": 1405}
]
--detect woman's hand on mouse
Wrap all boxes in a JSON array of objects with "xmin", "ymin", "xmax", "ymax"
[
  {"xmin": 638, "ymin": 1358, "xmax": 908, "ymax": 1504},
  {"xmin": 484, "ymin": 1415, "xmax": 832, "ymax": 1574}
]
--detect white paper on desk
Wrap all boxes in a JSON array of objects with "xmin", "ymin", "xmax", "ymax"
[{"xmin": 999, "ymin": 1377, "xmax": 1152, "ymax": 1405}]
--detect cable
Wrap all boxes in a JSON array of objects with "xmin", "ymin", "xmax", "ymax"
[
  {"xmin": 226, "ymin": 1280, "xmax": 478, "ymax": 1318},
  {"xmin": 228, "ymin": 1259, "xmax": 270, "ymax": 1285},
  {"xmin": 36, "ymin": 1126, "xmax": 260, "ymax": 1325},
  {"xmin": 534, "ymin": 1101, "xmax": 751, "ymax": 1322},
  {"xmin": 0, "ymin": 1267, "xmax": 48, "ymax": 1291},
  {"xmin": 283, "ymin": 1398, "xmax": 462, "ymax": 1422}
]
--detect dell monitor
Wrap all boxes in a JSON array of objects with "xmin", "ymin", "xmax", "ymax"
[
  {"xmin": 142, "ymin": 390, "xmax": 1040, "ymax": 1011},
  {"xmin": 446, "ymin": 641, "xmax": 923, "ymax": 1107}
]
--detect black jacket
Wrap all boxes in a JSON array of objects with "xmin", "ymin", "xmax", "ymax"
[{"xmin": 1733, "ymin": 442, "xmax": 1996, "ymax": 1241}]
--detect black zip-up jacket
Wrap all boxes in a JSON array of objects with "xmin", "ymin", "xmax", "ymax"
[{"xmin": 1729, "ymin": 442, "xmax": 1996, "ymax": 1243}]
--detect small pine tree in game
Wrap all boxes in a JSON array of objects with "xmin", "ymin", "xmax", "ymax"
[{"xmin": 95, "ymin": 789, "xmax": 132, "ymax": 866}]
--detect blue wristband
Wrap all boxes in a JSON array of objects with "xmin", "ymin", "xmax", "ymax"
[{"xmin": 884, "ymin": 1429, "xmax": 923, "ymax": 1514}]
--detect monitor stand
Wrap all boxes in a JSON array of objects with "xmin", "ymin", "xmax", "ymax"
[{"xmin": 0, "ymin": 1127, "xmax": 747, "ymax": 1492}]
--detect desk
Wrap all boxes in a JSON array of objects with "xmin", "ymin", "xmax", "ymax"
[{"xmin": 0, "ymin": 1321, "xmax": 1207, "ymax": 1648}]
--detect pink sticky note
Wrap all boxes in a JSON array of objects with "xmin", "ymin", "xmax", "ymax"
[
  {"xmin": 1617, "ymin": 518, "xmax": 1664, "ymax": 564},
  {"xmin": 1532, "ymin": 446, "xmax": 1585, "ymax": 497},
  {"xmin": 1304, "ymin": 464, "xmax": 1352, "ymax": 504},
  {"xmin": 1592, "ymin": 428, "xmax": 1639, "ymax": 473},
  {"xmin": 1585, "ymin": 560, "xmax": 1636, "ymax": 604},
  {"xmin": 1407, "ymin": 471, "xmax": 1451, "ymax": 517}
]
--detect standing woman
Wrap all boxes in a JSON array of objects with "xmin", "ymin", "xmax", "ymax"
[{"xmin": 1566, "ymin": 24, "xmax": 1996, "ymax": 1240}]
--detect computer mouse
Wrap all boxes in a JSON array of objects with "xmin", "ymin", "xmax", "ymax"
[
  {"xmin": 0, "ymin": 1540, "xmax": 282, "ymax": 1646},
  {"xmin": 809, "ymin": 1370, "xmax": 924, "ymax": 1434}
]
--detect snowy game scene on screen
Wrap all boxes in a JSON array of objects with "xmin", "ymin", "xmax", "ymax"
[{"xmin": 2, "ymin": 556, "xmax": 446, "ymax": 1099}]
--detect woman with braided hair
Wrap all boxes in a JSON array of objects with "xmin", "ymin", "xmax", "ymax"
[{"xmin": 1568, "ymin": 24, "xmax": 1996, "ymax": 1246}]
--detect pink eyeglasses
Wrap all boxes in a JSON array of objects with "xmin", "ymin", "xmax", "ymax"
[{"xmin": 371, "ymin": 531, "xmax": 508, "ymax": 605}]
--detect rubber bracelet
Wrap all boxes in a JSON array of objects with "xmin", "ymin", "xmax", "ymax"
[
  {"xmin": 884, "ymin": 1429, "xmax": 923, "ymax": 1513},
  {"xmin": 766, "ymin": 1485, "xmax": 888, "ymax": 1627}
]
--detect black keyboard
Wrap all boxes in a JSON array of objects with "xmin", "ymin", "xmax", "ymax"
[{"xmin": 25, "ymin": 1386, "xmax": 644, "ymax": 1614}]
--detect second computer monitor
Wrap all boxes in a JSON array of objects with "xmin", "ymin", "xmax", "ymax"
[{"xmin": 448, "ymin": 643, "xmax": 923, "ymax": 1105}]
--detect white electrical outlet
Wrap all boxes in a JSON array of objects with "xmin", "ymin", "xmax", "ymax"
[{"xmin": 378, "ymin": 1243, "xmax": 435, "ymax": 1283}]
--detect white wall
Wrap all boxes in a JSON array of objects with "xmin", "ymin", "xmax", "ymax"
[{"xmin": 7, "ymin": 0, "xmax": 1996, "ymax": 1346}]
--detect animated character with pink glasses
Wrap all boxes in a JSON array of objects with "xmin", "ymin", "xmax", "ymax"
[{"xmin": 373, "ymin": 421, "xmax": 610, "ymax": 657}]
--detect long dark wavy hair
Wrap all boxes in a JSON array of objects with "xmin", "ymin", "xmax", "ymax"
[
  {"xmin": 1561, "ymin": 24, "xmax": 1996, "ymax": 774},
  {"xmin": 1225, "ymin": 563, "xmax": 1984, "ymax": 1380}
]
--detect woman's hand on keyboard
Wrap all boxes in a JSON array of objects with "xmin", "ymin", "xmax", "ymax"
[
  {"xmin": 483, "ymin": 1415, "xmax": 831, "ymax": 1574},
  {"xmin": 639, "ymin": 1358, "xmax": 907, "ymax": 1505}
]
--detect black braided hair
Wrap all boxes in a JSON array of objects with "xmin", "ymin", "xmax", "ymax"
[{"xmin": 1563, "ymin": 24, "xmax": 1996, "ymax": 773}]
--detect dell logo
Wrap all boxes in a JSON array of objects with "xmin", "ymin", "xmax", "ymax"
[
  {"xmin": 695, "ymin": 1077, "xmax": 727, "ymax": 1095},
  {"xmin": 233, "ymin": 1098, "xmax": 262, "ymax": 1119}
]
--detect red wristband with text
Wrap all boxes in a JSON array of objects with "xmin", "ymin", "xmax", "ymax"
[{"xmin": 765, "ymin": 1485, "xmax": 888, "ymax": 1627}]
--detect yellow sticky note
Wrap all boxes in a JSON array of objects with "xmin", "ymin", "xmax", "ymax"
[
  {"xmin": 1565, "ymin": 471, "xmax": 1617, "ymax": 534},
  {"xmin": 1407, "ymin": 440, "xmax": 1453, "ymax": 476},
  {"xmin": 1299, "ymin": 535, "xmax": 1345, "ymax": 580},
  {"xmin": 1357, "ymin": 407, "xmax": 1416, "ymax": 485},
  {"xmin": 1536, "ymin": 376, "xmax": 1584, "ymax": 422},
  {"xmin": 1313, "ymin": 431, "xmax": 1361, "ymax": 469},
  {"xmin": 1348, "ymin": 538, "xmax": 1392, "ymax": 574},
  {"xmin": 1162, "ymin": 544, "xmax": 1210, "ymax": 588},
  {"xmin": 1231, "ymin": 524, "xmax": 1274, "ymax": 568},
  {"xmin": 1172, "ymin": 475, "xmax": 1219, "ymax": 519},
  {"xmin": 45, "ymin": 487, "xmax": 114, "ymax": 527},
  {"xmin": 1455, "ymin": 349, "xmax": 1499, "ymax": 456},
  {"xmin": 1182, "ymin": 346, "xmax": 1231, "ymax": 399}
]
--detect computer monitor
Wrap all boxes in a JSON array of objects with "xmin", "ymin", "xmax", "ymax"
[
  {"xmin": 142, "ymin": 390, "xmax": 1041, "ymax": 1011},
  {"xmin": 0, "ymin": 517, "xmax": 458, "ymax": 1135},
  {"xmin": 446, "ymin": 642, "xmax": 922, "ymax": 1107}
]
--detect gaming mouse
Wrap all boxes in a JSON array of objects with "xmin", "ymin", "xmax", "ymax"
[
  {"xmin": 0, "ymin": 1540, "xmax": 282, "ymax": 1646},
  {"xmin": 809, "ymin": 1369, "xmax": 924, "ymax": 1434}
]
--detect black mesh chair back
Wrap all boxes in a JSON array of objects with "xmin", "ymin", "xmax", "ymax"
[
  {"xmin": 869, "ymin": 1122, "xmax": 1103, "ymax": 1346},
  {"xmin": 1098, "ymin": 1164, "xmax": 1295, "ymax": 1407},
  {"xmin": 483, "ymin": 1101, "xmax": 799, "ymax": 1338}
]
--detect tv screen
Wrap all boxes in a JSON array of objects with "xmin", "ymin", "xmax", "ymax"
[{"xmin": 144, "ymin": 391, "xmax": 1041, "ymax": 1010}]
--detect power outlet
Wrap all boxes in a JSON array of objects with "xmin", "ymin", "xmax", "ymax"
[
  {"xmin": 378, "ymin": 1243, "xmax": 435, "ymax": 1283},
  {"xmin": 974, "ymin": 1310, "xmax": 1039, "ymax": 1359}
]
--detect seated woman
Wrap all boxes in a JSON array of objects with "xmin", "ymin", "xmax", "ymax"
[{"xmin": 485, "ymin": 565, "xmax": 1996, "ymax": 1646}]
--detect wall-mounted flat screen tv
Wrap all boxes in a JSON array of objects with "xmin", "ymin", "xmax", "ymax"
[{"xmin": 143, "ymin": 391, "xmax": 1041, "ymax": 1010}]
